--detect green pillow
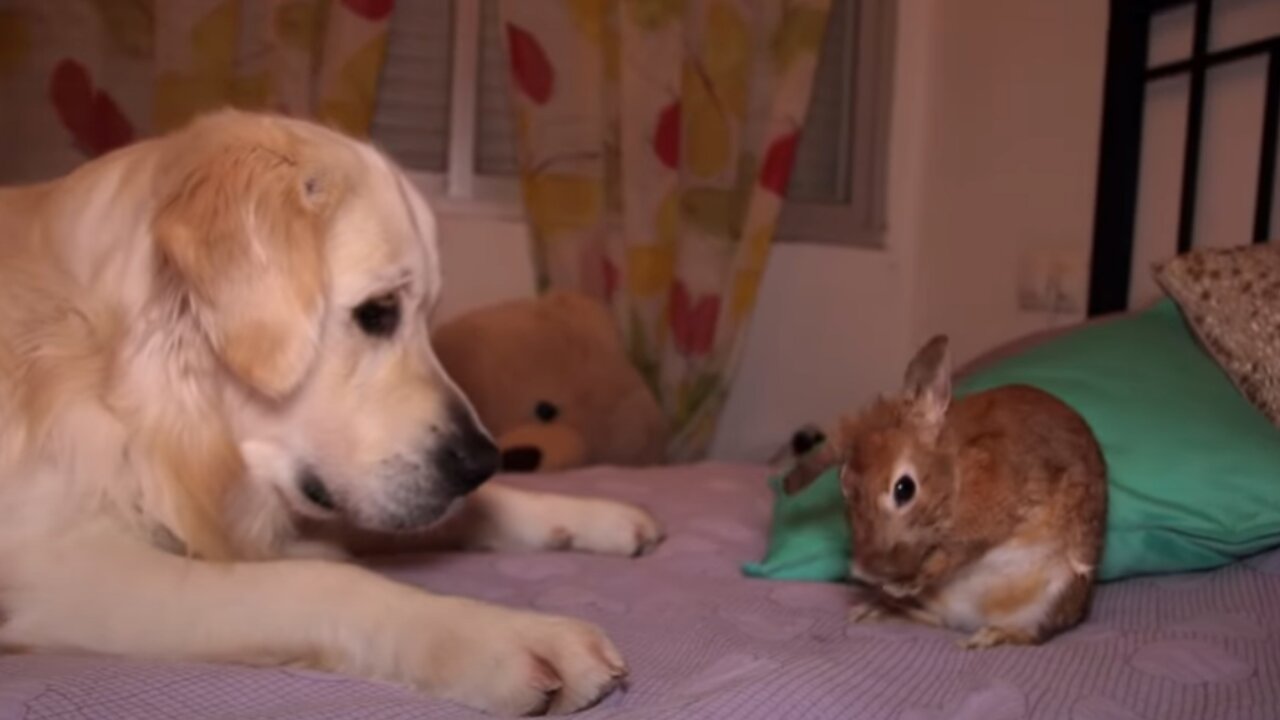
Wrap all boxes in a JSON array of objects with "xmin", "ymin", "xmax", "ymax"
[
  {"xmin": 742, "ymin": 466, "xmax": 848, "ymax": 580},
  {"xmin": 744, "ymin": 299, "xmax": 1280, "ymax": 583}
]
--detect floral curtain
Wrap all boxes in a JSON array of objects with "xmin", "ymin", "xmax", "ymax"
[
  {"xmin": 0, "ymin": 0, "xmax": 392, "ymax": 184},
  {"xmin": 498, "ymin": 0, "xmax": 832, "ymax": 460}
]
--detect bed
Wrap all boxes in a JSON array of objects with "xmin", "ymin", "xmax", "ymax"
[
  {"xmin": 4, "ymin": 1, "xmax": 1280, "ymax": 718},
  {"xmin": 0, "ymin": 463, "xmax": 1277, "ymax": 720}
]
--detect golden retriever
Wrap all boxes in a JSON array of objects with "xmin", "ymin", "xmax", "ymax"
[{"xmin": 0, "ymin": 110, "xmax": 663, "ymax": 716}]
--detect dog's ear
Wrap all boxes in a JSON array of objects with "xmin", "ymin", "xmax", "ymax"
[{"xmin": 153, "ymin": 122, "xmax": 339, "ymax": 400}]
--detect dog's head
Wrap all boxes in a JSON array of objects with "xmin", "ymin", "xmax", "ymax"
[{"xmin": 151, "ymin": 111, "xmax": 498, "ymax": 533}]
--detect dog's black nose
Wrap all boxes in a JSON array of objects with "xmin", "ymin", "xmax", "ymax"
[{"xmin": 437, "ymin": 424, "xmax": 500, "ymax": 494}]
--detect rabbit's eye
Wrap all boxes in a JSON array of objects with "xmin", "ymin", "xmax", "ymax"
[{"xmin": 893, "ymin": 475, "xmax": 916, "ymax": 506}]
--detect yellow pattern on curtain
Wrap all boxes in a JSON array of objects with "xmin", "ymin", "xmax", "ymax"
[
  {"xmin": 0, "ymin": 0, "xmax": 391, "ymax": 181},
  {"xmin": 498, "ymin": 0, "xmax": 832, "ymax": 460},
  {"xmin": 153, "ymin": 0, "xmax": 393, "ymax": 134}
]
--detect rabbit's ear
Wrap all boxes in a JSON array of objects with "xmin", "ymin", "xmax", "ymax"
[{"xmin": 903, "ymin": 335, "xmax": 951, "ymax": 429}]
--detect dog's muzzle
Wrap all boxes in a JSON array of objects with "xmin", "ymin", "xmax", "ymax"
[{"xmin": 291, "ymin": 407, "xmax": 499, "ymax": 530}]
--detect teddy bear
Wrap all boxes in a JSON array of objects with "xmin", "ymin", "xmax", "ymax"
[{"xmin": 432, "ymin": 290, "xmax": 669, "ymax": 473}]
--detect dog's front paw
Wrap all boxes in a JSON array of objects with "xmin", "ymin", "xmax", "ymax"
[
  {"xmin": 279, "ymin": 539, "xmax": 350, "ymax": 562},
  {"xmin": 459, "ymin": 486, "xmax": 665, "ymax": 557},
  {"xmin": 424, "ymin": 607, "xmax": 628, "ymax": 716},
  {"xmin": 542, "ymin": 497, "xmax": 665, "ymax": 557}
]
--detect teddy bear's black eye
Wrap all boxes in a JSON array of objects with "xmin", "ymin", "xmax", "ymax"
[
  {"xmin": 893, "ymin": 474, "xmax": 916, "ymax": 507},
  {"xmin": 353, "ymin": 293, "xmax": 400, "ymax": 337},
  {"xmin": 534, "ymin": 401, "xmax": 559, "ymax": 422}
]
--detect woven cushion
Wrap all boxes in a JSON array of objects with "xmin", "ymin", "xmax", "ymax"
[{"xmin": 1155, "ymin": 243, "xmax": 1280, "ymax": 425}]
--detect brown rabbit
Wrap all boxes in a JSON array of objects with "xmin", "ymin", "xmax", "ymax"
[{"xmin": 837, "ymin": 335, "xmax": 1107, "ymax": 648}]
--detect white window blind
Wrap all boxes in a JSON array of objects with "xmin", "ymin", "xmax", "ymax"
[
  {"xmin": 788, "ymin": 0, "xmax": 856, "ymax": 204},
  {"xmin": 778, "ymin": 0, "xmax": 894, "ymax": 247},
  {"xmin": 475, "ymin": 0, "xmax": 520, "ymax": 177},
  {"xmin": 369, "ymin": 1, "xmax": 454, "ymax": 174},
  {"xmin": 369, "ymin": 0, "xmax": 892, "ymax": 246}
]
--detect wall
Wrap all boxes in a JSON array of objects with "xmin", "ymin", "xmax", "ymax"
[
  {"xmin": 431, "ymin": 212, "xmax": 537, "ymax": 324},
  {"xmin": 911, "ymin": 0, "xmax": 1110, "ymax": 364},
  {"xmin": 908, "ymin": 0, "xmax": 1280, "ymax": 363}
]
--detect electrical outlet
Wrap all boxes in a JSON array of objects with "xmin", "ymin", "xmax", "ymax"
[{"xmin": 1018, "ymin": 250, "xmax": 1085, "ymax": 315}]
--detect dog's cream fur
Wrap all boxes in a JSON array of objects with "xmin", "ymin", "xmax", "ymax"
[{"xmin": 0, "ymin": 111, "xmax": 662, "ymax": 716}]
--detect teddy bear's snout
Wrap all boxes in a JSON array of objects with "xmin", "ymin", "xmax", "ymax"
[{"xmin": 501, "ymin": 446, "xmax": 544, "ymax": 473}]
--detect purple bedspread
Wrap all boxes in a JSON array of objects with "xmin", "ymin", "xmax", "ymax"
[{"xmin": 2, "ymin": 462, "xmax": 1278, "ymax": 719}]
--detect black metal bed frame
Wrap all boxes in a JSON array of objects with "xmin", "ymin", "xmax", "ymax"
[{"xmin": 1088, "ymin": 0, "xmax": 1280, "ymax": 316}]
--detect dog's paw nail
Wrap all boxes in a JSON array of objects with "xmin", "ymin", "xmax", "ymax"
[{"xmin": 547, "ymin": 526, "xmax": 573, "ymax": 550}]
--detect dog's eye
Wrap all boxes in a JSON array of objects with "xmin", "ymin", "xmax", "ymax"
[
  {"xmin": 893, "ymin": 474, "xmax": 916, "ymax": 507},
  {"xmin": 353, "ymin": 294, "xmax": 401, "ymax": 337}
]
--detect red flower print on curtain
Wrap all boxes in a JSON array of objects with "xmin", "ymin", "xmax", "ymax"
[
  {"xmin": 49, "ymin": 59, "xmax": 134, "ymax": 158},
  {"xmin": 760, "ymin": 128, "xmax": 801, "ymax": 195},
  {"xmin": 653, "ymin": 100, "xmax": 681, "ymax": 170},
  {"xmin": 669, "ymin": 281, "xmax": 720, "ymax": 358},
  {"xmin": 341, "ymin": 0, "xmax": 395, "ymax": 21},
  {"xmin": 507, "ymin": 23, "xmax": 553, "ymax": 105}
]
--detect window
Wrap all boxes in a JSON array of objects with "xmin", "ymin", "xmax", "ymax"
[
  {"xmin": 779, "ymin": 0, "xmax": 895, "ymax": 247},
  {"xmin": 371, "ymin": 0, "xmax": 895, "ymax": 246},
  {"xmin": 371, "ymin": 1, "xmax": 523, "ymax": 213}
]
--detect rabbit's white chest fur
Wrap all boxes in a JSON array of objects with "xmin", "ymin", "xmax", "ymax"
[{"xmin": 922, "ymin": 539, "xmax": 1076, "ymax": 634}]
